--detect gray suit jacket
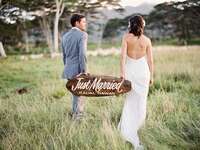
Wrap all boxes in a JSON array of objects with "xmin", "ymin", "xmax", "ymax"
[{"xmin": 61, "ymin": 28, "xmax": 87, "ymax": 79}]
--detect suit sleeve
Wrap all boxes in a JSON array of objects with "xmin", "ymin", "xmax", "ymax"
[
  {"xmin": 61, "ymin": 38, "xmax": 66, "ymax": 65},
  {"xmin": 78, "ymin": 32, "xmax": 88, "ymax": 73}
]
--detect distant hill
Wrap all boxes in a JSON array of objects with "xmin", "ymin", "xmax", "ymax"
[
  {"xmin": 102, "ymin": 3, "xmax": 154, "ymax": 19},
  {"xmin": 88, "ymin": 3, "xmax": 154, "ymax": 43}
]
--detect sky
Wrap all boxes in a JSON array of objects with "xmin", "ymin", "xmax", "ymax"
[{"xmin": 120, "ymin": 0, "xmax": 186, "ymax": 7}]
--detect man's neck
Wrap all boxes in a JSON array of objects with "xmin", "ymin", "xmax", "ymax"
[{"xmin": 72, "ymin": 26, "xmax": 81, "ymax": 31}]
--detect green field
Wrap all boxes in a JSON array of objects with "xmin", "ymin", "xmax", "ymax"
[{"xmin": 0, "ymin": 47, "xmax": 200, "ymax": 150}]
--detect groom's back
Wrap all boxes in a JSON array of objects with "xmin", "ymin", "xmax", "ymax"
[{"xmin": 62, "ymin": 29, "xmax": 83, "ymax": 60}]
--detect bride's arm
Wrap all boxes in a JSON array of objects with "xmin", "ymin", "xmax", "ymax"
[
  {"xmin": 146, "ymin": 38, "xmax": 154, "ymax": 85},
  {"xmin": 120, "ymin": 34, "xmax": 128, "ymax": 78}
]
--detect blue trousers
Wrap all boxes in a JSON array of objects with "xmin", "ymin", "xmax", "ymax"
[
  {"xmin": 67, "ymin": 75, "xmax": 82, "ymax": 114},
  {"xmin": 71, "ymin": 93, "xmax": 79, "ymax": 113}
]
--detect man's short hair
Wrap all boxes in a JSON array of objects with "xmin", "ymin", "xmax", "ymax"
[{"xmin": 70, "ymin": 13, "xmax": 85, "ymax": 27}]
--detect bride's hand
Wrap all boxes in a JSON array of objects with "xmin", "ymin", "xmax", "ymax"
[
  {"xmin": 120, "ymin": 72, "xmax": 125, "ymax": 81},
  {"xmin": 150, "ymin": 77, "xmax": 154, "ymax": 85}
]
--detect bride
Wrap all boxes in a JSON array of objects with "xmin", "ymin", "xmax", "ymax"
[{"xmin": 118, "ymin": 15, "xmax": 154, "ymax": 150}]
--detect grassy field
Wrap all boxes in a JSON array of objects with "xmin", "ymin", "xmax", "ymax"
[{"xmin": 0, "ymin": 46, "xmax": 200, "ymax": 150}]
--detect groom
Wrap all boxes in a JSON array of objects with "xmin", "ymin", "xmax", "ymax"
[{"xmin": 61, "ymin": 13, "xmax": 88, "ymax": 119}]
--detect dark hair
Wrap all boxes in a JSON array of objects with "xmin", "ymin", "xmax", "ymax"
[
  {"xmin": 128, "ymin": 15, "xmax": 144, "ymax": 38},
  {"xmin": 70, "ymin": 13, "xmax": 85, "ymax": 27}
]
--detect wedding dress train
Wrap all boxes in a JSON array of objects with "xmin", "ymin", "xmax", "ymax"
[{"xmin": 118, "ymin": 55, "xmax": 150, "ymax": 149}]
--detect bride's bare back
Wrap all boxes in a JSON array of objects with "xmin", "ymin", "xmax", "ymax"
[
  {"xmin": 120, "ymin": 15, "xmax": 153, "ymax": 85},
  {"xmin": 125, "ymin": 33, "xmax": 150, "ymax": 59}
]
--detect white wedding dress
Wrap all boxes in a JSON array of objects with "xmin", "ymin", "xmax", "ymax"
[{"xmin": 118, "ymin": 55, "xmax": 150, "ymax": 149}]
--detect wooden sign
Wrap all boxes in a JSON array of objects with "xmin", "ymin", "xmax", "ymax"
[{"xmin": 66, "ymin": 73, "xmax": 132, "ymax": 97}]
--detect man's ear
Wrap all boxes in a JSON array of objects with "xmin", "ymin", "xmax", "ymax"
[
  {"xmin": 75, "ymin": 21, "xmax": 79, "ymax": 27},
  {"xmin": 74, "ymin": 21, "xmax": 77, "ymax": 27}
]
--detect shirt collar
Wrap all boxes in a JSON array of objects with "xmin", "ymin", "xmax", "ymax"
[{"xmin": 72, "ymin": 27, "xmax": 81, "ymax": 31}]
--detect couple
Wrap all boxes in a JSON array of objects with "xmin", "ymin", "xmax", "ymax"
[{"xmin": 61, "ymin": 14, "xmax": 154, "ymax": 150}]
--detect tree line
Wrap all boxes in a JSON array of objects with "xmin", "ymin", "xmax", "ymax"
[
  {"xmin": 0, "ymin": 0, "xmax": 122, "ymax": 57},
  {"xmin": 103, "ymin": 0, "xmax": 200, "ymax": 45}
]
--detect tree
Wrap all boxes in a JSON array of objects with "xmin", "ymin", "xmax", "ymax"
[
  {"xmin": 148, "ymin": 0, "xmax": 200, "ymax": 44},
  {"xmin": 0, "ymin": 41, "xmax": 6, "ymax": 58},
  {"xmin": 0, "ymin": 0, "xmax": 122, "ymax": 56},
  {"xmin": 53, "ymin": 0, "xmax": 65, "ymax": 54}
]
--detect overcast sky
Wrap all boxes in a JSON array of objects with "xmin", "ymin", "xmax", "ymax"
[{"xmin": 120, "ymin": 0, "xmax": 186, "ymax": 6}]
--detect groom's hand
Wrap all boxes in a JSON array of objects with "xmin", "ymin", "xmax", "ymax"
[
  {"xmin": 82, "ymin": 72, "xmax": 90, "ymax": 76},
  {"xmin": 76, "ymin": 72, "xmax": 83, "ymax": 77},
  {"xmin": 76, "ymin": 72, "xmax": 89, "ymax": 77}
]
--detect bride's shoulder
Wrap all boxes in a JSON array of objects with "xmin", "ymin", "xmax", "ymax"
[
  {"xmin": 143, "ymin": 35, "xmax": 151, "ymax": 43},
  {"xmin": 123, "ymin": 32, "xmax": 132, "ymax": 39}
]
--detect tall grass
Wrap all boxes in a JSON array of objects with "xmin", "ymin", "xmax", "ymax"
[{"xmin": 0, "ymin": 47, "xmax": 200, "ymax": 150}]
